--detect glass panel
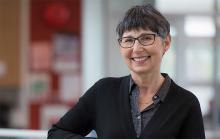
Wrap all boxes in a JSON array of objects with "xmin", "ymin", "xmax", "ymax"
[
  {"xmin": 184, "ymin": 16, "xmax": 216, "ymax": 37},
  {"xmin": 170, "ymin": 26, "xmax": 177, "ymax": 37},
  {"xmin": 161, "ymin": 42, "xmax": 176, "ymax": 79},
  {"xmin": 185, "ymin": 39, "xmax": 213, "ymax": 82},
  {"xmin": 218, "ymin": 44, "xmax": 220, "ymax": 82},
  {"xmin": 218, "ymin": 0, "xmax": 220, "ymax": 13},
  {"xmin": 217, "ymin": 17, "xmax": 220, "ymax": 82},
  {"xmin": 156, "ymin": 0, "xmax": 214, "ymax": 14}
]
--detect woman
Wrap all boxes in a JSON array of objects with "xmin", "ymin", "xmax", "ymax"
[{"xmin": 48, "ymin": 4, "xmax": 205, "ymax": 139}]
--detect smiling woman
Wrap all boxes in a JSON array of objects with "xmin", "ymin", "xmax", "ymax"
[
  {"xmin": 47, "ymin": 4, "xmax": 205, "ymax": 139},
  {"xmin": 118, "ymin": 29, "xmax": 170, "ymax": 76}
]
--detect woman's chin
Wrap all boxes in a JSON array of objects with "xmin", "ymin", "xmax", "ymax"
[{"xmin": 130, "ymin": 67, "xmax": 150, "ymax": 75}]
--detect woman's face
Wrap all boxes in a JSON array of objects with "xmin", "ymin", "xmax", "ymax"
[{"xmin": 119, "ymin": 28, "xmax": 171, "ymax": 75}]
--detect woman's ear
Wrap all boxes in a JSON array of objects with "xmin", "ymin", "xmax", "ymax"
[{"xmin": 163, "ymin": 34, "xmax": 171, "ymax": 54}]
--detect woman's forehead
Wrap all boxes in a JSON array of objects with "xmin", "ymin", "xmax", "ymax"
[{"xmin": 122, "ymin": 28, "xmax": 154, "ymax": 37}]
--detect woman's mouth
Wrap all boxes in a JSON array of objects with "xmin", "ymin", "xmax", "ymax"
[{"xmin": 131, "ymin": 56, "xmax": 151, "ymax": 63}]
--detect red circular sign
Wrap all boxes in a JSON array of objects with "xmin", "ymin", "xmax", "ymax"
[{"xmin": 44, "ymin": 2, "xmax": 71, "ymax": 28}]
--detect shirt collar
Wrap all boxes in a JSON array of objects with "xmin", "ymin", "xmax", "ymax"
[{"xmin": 129, "ymin": 73, "xmax": 171, "ymax": 102}]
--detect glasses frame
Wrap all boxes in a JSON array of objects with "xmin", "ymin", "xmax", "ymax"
[{"xmin": 118, "ymin": 33, "xmax": 158, "ymax": 48}]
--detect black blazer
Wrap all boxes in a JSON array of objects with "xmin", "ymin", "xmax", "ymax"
[{"xmin": 47, "ymin": 76, "xmax": 205, "ymax": 139}]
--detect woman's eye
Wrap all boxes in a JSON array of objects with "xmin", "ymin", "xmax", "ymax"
[
  {"xmin": 124, "ymin": 38, "xmax": 134, "ymax": 43},
  {"xmin": 141, "ymin": 36, "xmax": 152, "ymax": 41}
]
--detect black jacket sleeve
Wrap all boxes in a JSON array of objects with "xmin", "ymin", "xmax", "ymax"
[
  {"xmin": 178, "ymin": 97, "xmax": 206, "ymax": 139},
  {"xmin": 47, "ymin": 81, "xmax": 98, "ymax": 139}
]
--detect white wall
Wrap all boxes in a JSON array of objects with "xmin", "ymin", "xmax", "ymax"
[
  {"xmin": 82, "ymin": 0, "xmax": 107, "ymax": 92},
  {"xmin": 82, "ymin": 0, "xmax": 145, "ymax": 92}
]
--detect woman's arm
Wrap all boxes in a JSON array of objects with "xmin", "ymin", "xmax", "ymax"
[
  {"xmin": 178, "ymin": 97, "xmax": 206, "ymax": 139},
  {"xmin": 47, "ymin": 82, "xmax": 98, "ymax": 139},
  {"xmin": 48, "ymin": 125, "xmax": 96, "ymax": 139}
]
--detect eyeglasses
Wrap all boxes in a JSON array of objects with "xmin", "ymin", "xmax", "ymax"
[{"xmin": 118, "ymin": 33, "xmax": 158, "ymax": 48}]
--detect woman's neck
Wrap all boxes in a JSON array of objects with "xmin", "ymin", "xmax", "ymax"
[{"xmin": 131, "ymin": 72, "xmax": 164, "ymax": 95}]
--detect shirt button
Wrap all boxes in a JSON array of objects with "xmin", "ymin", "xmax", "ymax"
[
  {"xmin": 153, "ymin": 95, "xmax": 158, "ymax": 99},
  {"xmin": 137, "ymin": 116, "xmax": 141, "ymax": 119}
]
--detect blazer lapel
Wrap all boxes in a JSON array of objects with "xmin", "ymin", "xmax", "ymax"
[
  {"xmin": 118, "ymin": 76, "xmax": 137, "ymax": 138},
  {"xmin": 139, "ymin": 80, "xmax": 178, "ymax": 138}
]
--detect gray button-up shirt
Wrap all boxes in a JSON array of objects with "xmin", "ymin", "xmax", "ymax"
[{"xmin": 129, "ymin": 73, "xmax": 171, "ymax": 137}]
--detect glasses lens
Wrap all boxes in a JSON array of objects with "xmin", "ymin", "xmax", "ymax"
[
  {"xmin": 139, "ymin": 34, "xmax": 155, "ymax": 46},
  {"xmin": 120, "ymin": 38, "xmax": 134, "ymax": 48}
]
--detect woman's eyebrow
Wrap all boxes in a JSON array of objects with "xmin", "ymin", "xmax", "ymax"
[{"xmin": 123, "ymin": 32, "xmax": 153, "ymax": 38}]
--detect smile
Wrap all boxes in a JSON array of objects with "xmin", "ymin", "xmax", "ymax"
[{"xmin": 131, "ymin": 56, "xmax": 151, "ymax": 63}]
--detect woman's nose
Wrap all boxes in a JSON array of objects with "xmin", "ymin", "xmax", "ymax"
[{"xmin": 133, "ymin": 40, "xmax": 144, "ymax": 51}]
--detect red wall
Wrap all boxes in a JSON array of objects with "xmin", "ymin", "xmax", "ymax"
[{"xmin": 29, "ymin": 0, "xmax": 81, "ymax": 129}]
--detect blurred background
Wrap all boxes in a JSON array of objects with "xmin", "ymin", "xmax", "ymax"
[{"xmin": 0, "ymin": 0, "xmax": 220, "ymax": 138}]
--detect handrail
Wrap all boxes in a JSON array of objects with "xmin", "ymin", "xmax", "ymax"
[
  {"xmin": 0, "ymin": 128, "xmax": 47, "ymax": 138},
  {"xmin": 0, "ymin": 128, "xmax": 219, "ymax": 138},
  {"xmin": 206, "ymin": 130, "xmax": 220, "ymax": 139}
]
